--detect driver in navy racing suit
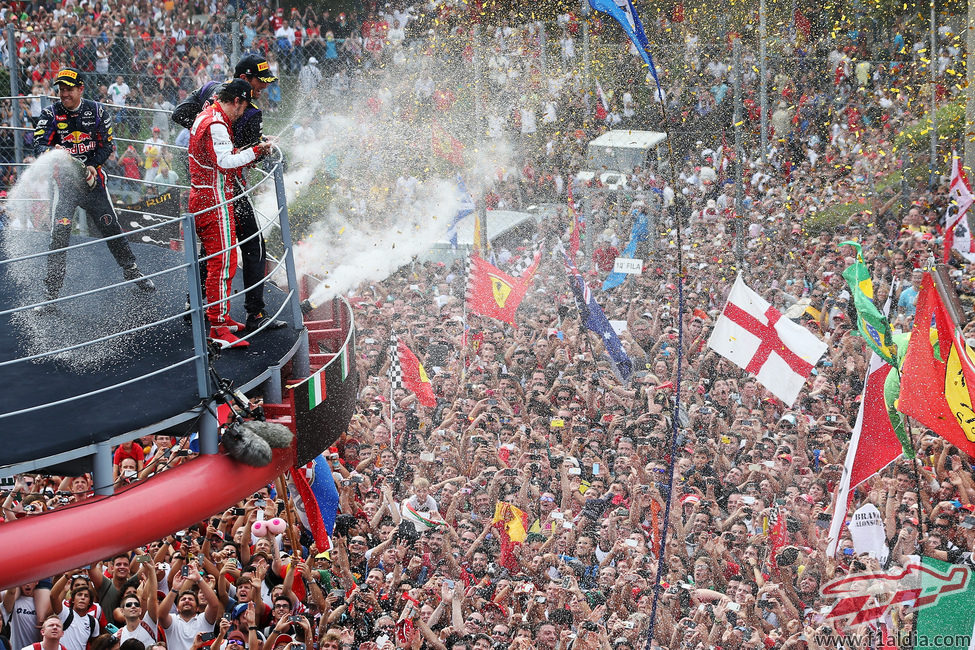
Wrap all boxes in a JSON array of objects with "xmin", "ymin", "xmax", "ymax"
[{"xmin": 33, "ymin": 67, "xmax": 154, "ymax": 302}]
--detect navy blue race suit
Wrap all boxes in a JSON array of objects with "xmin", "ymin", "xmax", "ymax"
[{"xmin": 34, "ymin": 98, "xmax": 138, "ymax": 298}]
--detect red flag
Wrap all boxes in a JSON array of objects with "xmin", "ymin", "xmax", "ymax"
[
  {"xmin": 465, "ymin": 254, "xmax": 538, "ymax": 325},
  {"xmin": 826, "ymin": 354, "xmax": 902, "ymax": 557},
  {"xmin": 431, "ymin": 120, "xmax": 464, "ymax": 165},
  {"xmin": 389, "ymin": 337, "xmax": 437, "ymax": 407},
  {"xmin": 794, "ymin": 9, "xmax": 811, "ymax": 42},
  {"xmin": 567, "ymin": 182, "xmax": 581, "ymax": 259},
  {"xmin": 898, "ymin": 273, "xmax": 975, "ymax": 457}
]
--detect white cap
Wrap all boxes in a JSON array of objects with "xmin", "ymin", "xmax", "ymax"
[{"xmin": 308, "ymin": 57, "xmax": 318, "ymax": 64}]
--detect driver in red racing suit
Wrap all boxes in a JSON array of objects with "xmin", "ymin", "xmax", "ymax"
[{"xmin": 188, "ymin": 80, "xmax": 272, "ymax": 349}]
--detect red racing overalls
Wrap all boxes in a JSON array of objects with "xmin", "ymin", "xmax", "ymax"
[{"xmin": 187, "ymin": 102, "xmax": 260, "ymax": 326}]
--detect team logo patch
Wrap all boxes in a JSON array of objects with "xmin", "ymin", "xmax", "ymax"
[
  {"xmin": 257, "ymin": 61, "xmax": 269, "ymax": 71},
  {"xmin": 57, "ymin": 218, "xmax": 72, "ymax": 225}
]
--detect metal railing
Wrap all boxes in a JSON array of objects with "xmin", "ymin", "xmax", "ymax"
[{"xmin": 0, "ymin": 137, "xmax": 310, "ymax": 489}]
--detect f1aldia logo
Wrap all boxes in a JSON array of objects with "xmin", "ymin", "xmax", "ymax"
[{"xmin": 820, "ymin": 562, "xmax": 969, "ymax": 630}]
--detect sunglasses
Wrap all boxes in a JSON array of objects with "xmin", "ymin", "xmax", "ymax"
[{"xmin": 123, "ymin": 602, "xmax": 141, "ymax": 608}]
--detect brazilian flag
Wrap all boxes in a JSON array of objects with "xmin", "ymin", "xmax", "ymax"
[{"xmin": 840, "ymin": 241, "xmax": 898, "ymax": 366}]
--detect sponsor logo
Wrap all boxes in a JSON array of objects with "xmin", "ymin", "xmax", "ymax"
[
  {"xmin": 257, "ymin": 61, "xmax": 269, "ymax": 71},
  {"xmin": 62, "ymin": 131, "xmax": 91, "ymax": 144},
  {"xmin": 821, "ymin": 563, "xmax": 969, "ymax": 631},
  {"xmin": 56, "ymin": 122, "xmax": 67, "ymax": 129},
  {"xmin": 61, "ymin": 130, "xmax": 97, "ymax": 155},
  {"xmin": 57, "ymin": 218, "xmax": 72, "ymax": 226},
  {"xmin": 488, "ymin": 273, "xmax": 513, "ymax": 308},
  {"xmin": 58, "ymin": 69, "xmax": 78, "ymax": 80}
]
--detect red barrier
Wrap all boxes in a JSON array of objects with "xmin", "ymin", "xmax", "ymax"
[{"xmin": 0, "ymin": 447, "xmax": 294, "ymax": 589}]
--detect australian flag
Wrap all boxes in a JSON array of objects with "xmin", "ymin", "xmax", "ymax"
[{"xmin": 562, "ymin": 250, "xmax": 633, "ymax": 381}]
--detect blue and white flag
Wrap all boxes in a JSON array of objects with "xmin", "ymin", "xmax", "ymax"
[
  {"xmin": 291, "ymin": 453, "xmax": 340, "ymax": 548},
  {"xmin": 589, "ymin": 0, "xmax": 662, "ymax": 94},
  {"xmin": 447, "ymin": 176, "xmax": 476, "ymax": 249},
  {"xmin": 603, "ymin": 210, "xmax": 649, "ymax": 291},
  {"xmin": 563, "ymin": 250, "xmax": 633, "ymax": 381}
]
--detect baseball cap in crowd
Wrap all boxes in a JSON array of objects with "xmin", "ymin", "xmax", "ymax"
[
  {"xmin": 152, "ymin": 126, "xmax": 161, "ymax": 133},
  {"xmin": 235, "ymin": 53, "xmax": 278, "ymax": 83},
  {"xmin": 230, "ymin": 603, "xmax": 249, "ymax": 620},
  {"xmin": 55, "ymin": 67, "xmax": 83, "ymax": 87}
]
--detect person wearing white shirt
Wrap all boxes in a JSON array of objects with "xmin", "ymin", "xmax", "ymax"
[
  {"xmin": 22, "ymin": 616, "xmax": 67, "ymax": 650},
  {"xmin": 298, "ymin": 58, "xmax": 322, "ymax": 94},
  {"xmin": 51, "ymin": 587, "xmax": 99, "ymax": 650},
  {"xmin": 157, "ymin": 566, "xmax": 224, "ymax": 650},
  {"xmin": 115, "ymin": 594, "xmax": 157, "ymax": 647},
  {"xmin": 107, "ymin": 76, "xmax": 129, "ymax": 106}
]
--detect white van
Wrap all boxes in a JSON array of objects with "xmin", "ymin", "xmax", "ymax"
[{"xmin": 577, "ymin": 130, "xmax": 668, "ymax": 189}]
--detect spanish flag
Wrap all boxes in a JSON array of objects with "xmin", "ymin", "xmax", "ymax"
[{"xmin": 492, "ymin": 501, "xmax": 528, "ymax": 543}]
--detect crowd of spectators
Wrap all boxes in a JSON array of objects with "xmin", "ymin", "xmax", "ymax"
[{"xmin": 3, "ymin": 1, "xmax": 975, "ymax": 650}]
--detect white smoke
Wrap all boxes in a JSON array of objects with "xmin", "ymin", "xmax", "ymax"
[
  {"xmin": 2, "ymin": 149, "xmax": 166, "ymax": 370},
  {"xmin": 253, "ymin": 60, "xmax": 517, "ymax": 305}
]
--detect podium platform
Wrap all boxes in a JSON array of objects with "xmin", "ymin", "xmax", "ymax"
[{"xmin": 0, "ymin": 231, "xmax": 303, "ymax": 468}]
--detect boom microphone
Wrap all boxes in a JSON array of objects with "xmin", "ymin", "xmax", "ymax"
[
  {"xmin": 240, "ymin": 420, "xmax": 294, "ymax": 448},
  {"xmin": 221, "ymin": 423, "xmax": 272, "ymax": 467}
]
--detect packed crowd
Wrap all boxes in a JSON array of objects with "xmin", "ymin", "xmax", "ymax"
[{"xmin": 3, "ymin": 0, "xmax": 975, "ymax": 649}]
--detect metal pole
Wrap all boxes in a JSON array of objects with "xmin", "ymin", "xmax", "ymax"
[
  {"xmin": 231, "ymin": 21, "xmax": 241, "ymax": 64},
  {"xmin": 477, "ymin": 196, "xmax": 489, "ymax": 254},
  {"xmin": 966, "ymin": 0, "xmax": 975, "ymax": 173},
  {"xmin": 929, "ymin": 0, "xmax": 938, "ymax": 187},
  {"xmin": 183, "ymin": 213, "xmax": 211, "ymax": 400},
  {"xmin": 733, "ymin": 38, "xmax": 745, "ymax": 274},
  {"xmin": 473, "ymin": 25, "xmax": 481, "ymax": 135},
  {"xmin": 581, "ymin": 0, "xmax": 591, "ymax": 97},
  {"xmin": 93, "ymin": 441, "xmax": 114, "ymax": 496},
  {"xmin": 583, "ymin": 193, "xmax": 594, "ymax": 270},
  {"xmin": 759, "ymin": 0, "xmax": 769, "ymax": 166},
  {"xmin": 273, "ymin": 161, "xmax": 310, "ymax": 378},
  {"xmin": 198, "ymin": 411, "xmax": 219, "ymax": 456},
  {"xmin": 6, "ymin": 25, "xmax": 22, "ymax": 168},
  {"xmin": 539, "ymin": 21, "xmax": 548, "ymax": 77}
]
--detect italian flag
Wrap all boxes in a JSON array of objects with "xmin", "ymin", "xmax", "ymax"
[
  {"xmin": 308, "ymin": 367, "xmax": 326, "ymax": 410},
  {"xmin": 339, "ymin": 347, "xmax": 350, "ymax": 382}
]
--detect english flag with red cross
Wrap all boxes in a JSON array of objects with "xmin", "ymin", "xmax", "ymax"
[{"xmin": 707, "ymin": 275, "xmax": 827, "ymax": 406}]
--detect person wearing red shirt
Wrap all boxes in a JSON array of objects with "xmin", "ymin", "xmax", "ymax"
[
  {"xmin": 112, "ymin": 441, "xmax": 145, "ymax": 480},
  {"xmin": 593, "ymin": 239, "xmax": 619, "ymax": 272}
]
